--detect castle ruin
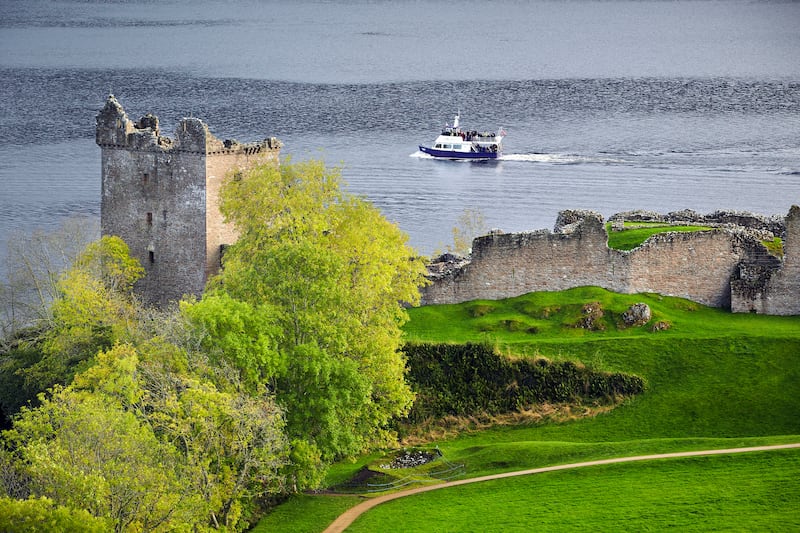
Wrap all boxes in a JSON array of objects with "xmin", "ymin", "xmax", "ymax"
[
  {"xmin": 96, "ymin": 97, "xmax": 797, "ymax": 315},
  {"xmin": 422, "ymin": 207, "xmax": 800, "ymax": 316},
  {"xmin": 96, "ymin": 96, "xmax": 281, "ymax": 306}
]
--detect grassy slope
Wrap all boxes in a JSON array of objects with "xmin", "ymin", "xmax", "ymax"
[
  {"xmin": 347, "ymin": 450, "xmax": 800, "ymax": 532},
  {"xmin": 255, "ymin": 287, "xmax": 800, "ymax": 532},
  {"xmin": 402, "ymin": 287, "xmax": 800, "ymax": 465},
  {"xmin": 251, "ymin": 495, "xmax": 362, "ymax": 533}
]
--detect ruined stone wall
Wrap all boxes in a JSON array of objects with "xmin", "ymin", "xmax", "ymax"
[
  {"xmin": 97, "ymin": 95, "xmax": 280, "ymax": 306},
  {"xmin": 421, "ymin": 209, "xmax": 797, "ymax": 314},
  {"xmin": 732, "ymin": 205, "xmax": 800, "ymax": 315},
  {"xmin": 423, "ymin": 215, "xmax": 619, "ymax": 306},
  {"xmin": 623, "ymin": 231, "xmax": 749, "ymax": 308}
]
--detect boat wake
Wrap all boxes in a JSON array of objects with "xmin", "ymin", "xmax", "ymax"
[
  {"xmin": 499, "ymin": 153, "xmax": 629, "ymax": 164},
  {"xmin": 410, "ymin": 151, "xmax": 629, "ymax": 165}
]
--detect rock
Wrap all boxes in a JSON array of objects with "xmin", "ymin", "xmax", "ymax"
[
  {"xmin": 651, "ymin": 320, "xmax": 671, "ymax": 332},
  {"xmin": 426, "ymin": 252, "xmax": 470, "ymax": 280},
  {"xmin": 380, "ymin": 450, "xmax": 437, "ymax": 469},
  {"xmin": 622, "ymin": 303, "xmax": 651, "ymax": 327},
  {"xmin": 434, "ymin": 252, "xmax": 463, "ymax": 263},
  {"xmin": 666, "ymin": 209, "xmax": 704, "ymax": 223},
  {"xmin": 611, "ymin": 210, "xmax": 662, "ymax": 222},
  {"xmin": 554, "ymin": 209, "xmax": 604, "ymax": 234},
  {"xmin": 576, "ymin": 302, "xmax": 605, "ymax": 330}
]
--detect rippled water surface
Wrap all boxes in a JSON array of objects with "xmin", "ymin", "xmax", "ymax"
[{"xmin": 1, "ymin": 0, "xmax": 799, "ymax": 263}]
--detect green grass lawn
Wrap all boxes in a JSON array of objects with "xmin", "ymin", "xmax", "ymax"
[
  {"xmin": 606, "ymin": 222, "xmax": 713, "ymax": 251},
  {"xmin": 251, "ymin": 494, "xmax": 362, "ymax": 533},
  {"xmin": 255, "ymin": 287, "xmax": 800, "ymax": 532},
  {"xmin": 604, "ymin": 221, "xmax": 783, "ymax": 256},
  {"xmin": 346, "ymin": 449, "xmax": 800, "ymax": 532}
]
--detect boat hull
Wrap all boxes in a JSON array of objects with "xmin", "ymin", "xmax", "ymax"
[{"xmin": 418, "ymin": 145, "xmax": 499, "ymax": 160}]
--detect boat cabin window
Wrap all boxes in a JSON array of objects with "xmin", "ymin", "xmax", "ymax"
[{"xmin": 454, "ymin": 144, "xmax": 462, "ymax": 150}]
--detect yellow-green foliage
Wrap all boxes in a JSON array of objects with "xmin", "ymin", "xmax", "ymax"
[
  {"xmin": 0, "ymin": 496, "xmax": 109, "ymax": 533},
  {"xmin": 210, "ymin": 159, "xmax": 430, "ymax": 463}
]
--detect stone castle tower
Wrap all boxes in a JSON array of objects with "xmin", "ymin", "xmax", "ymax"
[{"xmin": 96, "ymin": 95, "xmax": 281, "ymax": 306}]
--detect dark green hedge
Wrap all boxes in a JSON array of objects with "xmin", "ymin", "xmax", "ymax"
[{"xmin": 402, "ymin": 342, "xmax": 644, "ymax": 422}]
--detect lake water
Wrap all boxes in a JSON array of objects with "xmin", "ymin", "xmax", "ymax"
[{"xmin": 1, "ymin": 0, "xmax": 799, "ymax": 267}]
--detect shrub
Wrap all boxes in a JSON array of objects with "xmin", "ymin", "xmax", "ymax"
[{"xmin": 402, "ymin": 343, "xmax": 644, "ymax": 423}]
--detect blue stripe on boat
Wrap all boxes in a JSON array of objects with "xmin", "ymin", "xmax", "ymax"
[{"xmin": 419, "ymin": 145, "xmax": 499, "ymax": 160}]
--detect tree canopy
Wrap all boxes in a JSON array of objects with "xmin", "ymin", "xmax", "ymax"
[
  {"xmin": 192, "ymin": 159, "xmax": 428, "ymax": 464},
  {"xmin": 1, "ymin": 236, "xmax": 143, "ymax": 421},
  {"xmin": 0, "ymin": 158, "xmax": 430, "ymax": 527},
  {"xmin": 1, "ymin": 234, "xmax": 289, "ymax": 531}
]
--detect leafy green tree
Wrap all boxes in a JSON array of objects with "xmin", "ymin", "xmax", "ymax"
[
  {"xmin": 198, "ymin": 159, "xmax": 428, "ymax": 469},
  {"xmin": 4, "ymin": 341, "xmax": 289, "ymax": 531},
  {"xmin": 0, "ymin": 342, "xmax": 42, "ymax": 428},
  {"xmin": 134, "ymin": 342, "xmax": 289, "ymax": 529},
  {"xmin": 20, "ymin": 235, "xmax": 144, "ymax": 393},
  {"xmin": 1, "ymin": 235, "xmax": 292, "ymax": 529},
  {"xmin": 181, "ymin": 293, "xmax": 284, "ymax": 393},
  {"xmin": 0, "ymin": 496, "xmax": 109, "ymax": 533},
  {"xmin": 1, "ymin": 235, "xmax": 143, "ymax": 426},
  {"xmin": 4, "ymin": 345, "xmax": 198, "ymax": 532}
]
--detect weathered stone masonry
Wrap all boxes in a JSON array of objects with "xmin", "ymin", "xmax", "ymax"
[
  {"xmin": 422, "ymin": 208, "xmax": 800, "ymax": 316},
  {"xmin": 731, "ymin": 205, "xmax": 800, "ymax": 315},
  {"xmin": 96, "ymin": 96, "xmax": 281, "ymax": 306},
  {"xmin": 96, "ymin": 97, "xmax": 797, "ymax": 315}
]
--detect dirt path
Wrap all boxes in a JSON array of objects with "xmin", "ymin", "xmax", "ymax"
[{"xmin": 322, "ymin": 443, "xmax": 800, "ymax": 533}]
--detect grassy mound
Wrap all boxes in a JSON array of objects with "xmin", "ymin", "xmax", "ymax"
[
  {"xmin": 255, "ymin": 287, "xmax": 800, "ymax": 532},
  {"xmin": 404, "ymin": 287, "xmax": 800, "ymax": 440}
]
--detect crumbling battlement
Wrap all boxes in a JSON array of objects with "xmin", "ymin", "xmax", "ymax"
[
  {"xmin": 422, "ymin": 207, "xmax": 799, "ymax": 316},
  {"xmin": 96, "ymin": 94, "xmax": 281, "ymax": 155},
  {"xmin": 96, "ymin": 96, "xmax": 281, "ymax": 306}
]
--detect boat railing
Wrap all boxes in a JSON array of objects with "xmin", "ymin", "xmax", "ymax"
[{"xmin": 441, "ymin": 132, "xmax": 500, "ymax": 141}]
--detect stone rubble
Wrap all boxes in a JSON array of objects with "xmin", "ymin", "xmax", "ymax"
[
  {"xmin": 622, "ymin": 303, "xmax": 652, "ymax": 327},
  {"xmin": 380, "ymin": 450, "xmax": 439, "ymax": 469}
]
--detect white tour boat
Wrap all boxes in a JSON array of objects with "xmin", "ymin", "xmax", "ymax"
[{"xmin": 419, "ymin": 114, "xmax": 505, "ymax": 160}]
